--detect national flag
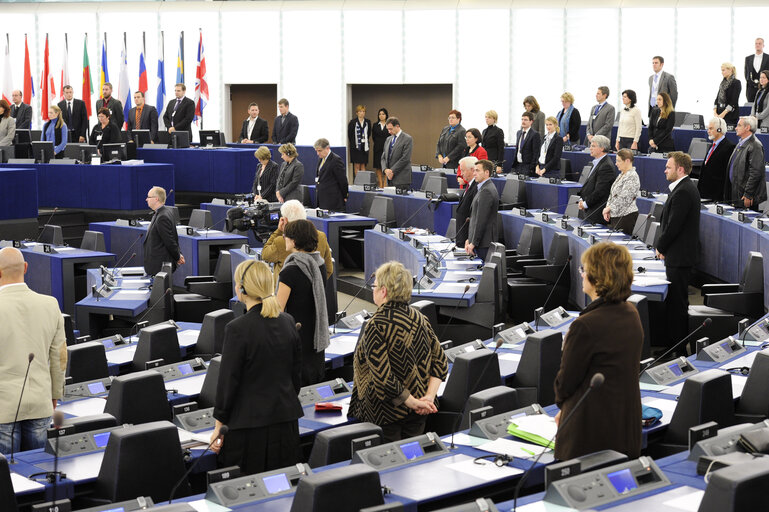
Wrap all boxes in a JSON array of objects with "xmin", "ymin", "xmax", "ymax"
[
  {"xmin": 23, "ymin": 34, "xmax": 34, "ymax": 101},
  {"xmin": 2, "ymin": 36, "xmax": 12, "ymax": 104},
  {"xmin": 138, "ymin": 33, "xmax": 148, "ymax": 94},
  {"xmin": 175, "ymin": 31, "xmax": 184, "ymax": 84},
  {"xmin": 59, "ymin": 34, "xmax": 70, "ymax": 101},
  {"xmin": 156, "ymin": 31, "xmax": 166, "ymax": 119},
  {"xmin": 118, "ymin": 34, "xmax": 132, "ymax": 130},
  {"xmin": 193, "ymin": 30, "xmax": 207, "ymax": 123},
  {"xmin": 40, "ymin": 34, "xmax": 56, "ymax": 120},
  {"xmin": 82, "ymin": 34, "xmax": 93, "ymax": 117},
  {"xmin": 99, "ymin": 34, "xmax": 109, "ymax": 98}
]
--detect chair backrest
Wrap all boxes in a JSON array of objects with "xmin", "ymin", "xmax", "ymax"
[
  {"xmin": 81, "ymin": 230, "xmax": 106, "ymax": 252},
  {"xmin": 197, "ymin": 355, "xmax": 221, "ymax": 408},
  {"xmin": 290, "ymin": 465, "xmax": 383, "ymax": 512},
  {"xmin": 626, "ymin": 294, "xmax": 651, "ymax": 360},
  {"xmin": 631, "ymin": 213, "xmax": 650, "ymax": 240},
  {"xmin": 644, "ymin": 221, "xmax": 660, "ymax": 247},
  {"xmin": 698, "ymin": 459, "xmax": 769, "ymax": 512},
  {"xmin": 501, "ymin": 177, "xmax": 526, "ymax": 204},
  {"xmin": 0, "ymin": 454, "xmax": 17, "ymax": 512},
  {"xmin": 547, "ymin": 232, "xmax": 570, "ymax": 265},
  {"xmin": 353, "ymin": 171, "xmax": 377, "ymax": 186},
  {"xmin": 463, "ymin": 386, "xmax": 519, "ymax": 429},
  {"xmin": 165, "ymin": 205, "xmax": 181, "ymax": 225},
  {"xmin": 95, "ymin": 421, "xmax": 188, "ymax": 503},
  {"xmin": 651, "ymin": 201, "xmax": 664, "ymax": 220},
  {"xmin": 445, "ymin": 218, "xmax": 457, "ymax": 239},
  {"xmin": 359, "ymin": 191, "xmax": 377, "ymax": 217},
  {"xmin": 39, "ymin": 224, "xmax": 63, "ymax": 245},
  {"xmin": 560, "ymin": 158, "xmax": 572, "ymax": 180},
  {"xmin": 423, "ymin": 175, "xmax": 448, "ymax": 196},
  {"xmin": 673, "ymin": 111, "xmax": 689, "ymax": 127},
  {"xmin": 475, "ymin": 262, "xmax": 497, "ymax": 304},
  {"xmin": 683, "ymin": 113, "xmax": 705, "ymax": 127},
  {"xmin": 369, "ymin": 196, "xmax": 396, "ymax": 225},
  {"xmin": 565, "ymin": 195, "xmax": 581, "ymax": 217},
  {"xmin": 511, "ymin": 329, "xmax": 563, "ymax": 406},
  {"xmin": 63, "ymin": 313, "xmax": 76, "ymax": 346},
  {"xmin": 132, "ymin": 322, "xmax": 181, "ymax": 371},
  {"xmin": 578, "ymin": 165, "xmax": 592, "ymax": 185},
  {"xmin": 104, "ymin": 371, "xmax": 172, "ymax": 425},
  {"xmin": 188, "ymin": 209, "xmax": 213, "ymax": 229},
  {"xmin": 64, "ymin": 413, "xmax": 118, "ymax": 433},
  {"xmin": 196, "ymin": 309, "xmax": 234, "ymax": 358},
  {"xmin": 739, "ymin": 251, "xmax": 763, "ymax": 293},
  {"xmin": 147, "ymin": 271, "xmax": 173, "ymax": 324},
  {"xmin": 420, "ymin": 170, "xmax": 445, "ymax": 191},
  {"xmin": 687, "ymin": 138, "xmax": 711, "ymax": 160},
  {"xmin": 488, "ymin": 251, "xmax": 505, "ymax": 320},
  {"xmin": 517, "ymin": 224, "xmax": 544, "ymax": 257},
  {"xmin": 665, "ymin": 369, "xmax": 735, "ymax": 445},
  {"xmin": 441, "ymin": 350, "xmax": 501, "ymax": 413},
  {"xmin": 212, "ymin": 251, "xmax": 233, "ymax": 282},
  {"xmin": 67, "ymin": 341, "xmax": 110, "ymax": 383},
  {"xmin": 301, "ymin": 184, "xmax": 313, "ymax": 207},
  {"xmin": 307, "ymin": 423, "xmax": 383, "ymax": 468},
  {"xmin": 737, "ymin": 349, "xmax": 769, "ymax": 419},
  {"xmin": 411, "ymin": 300, "xmax": 438, "ymax": 332}
]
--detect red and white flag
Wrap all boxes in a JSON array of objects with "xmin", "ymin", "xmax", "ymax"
[
  {"xmin": 59, "ymin": 34, "xmax": 70, "ymax": 101},
  {"xmin": 193, "ymin": 30, "xmax": 207, "ymax": 123},
  {"xmin": 41, "ymin": 34, "xmax": 56, "ymax": 120},
  {"xmin": 2, "ymin": 36, "xmax": 12, "ymax": 104}
]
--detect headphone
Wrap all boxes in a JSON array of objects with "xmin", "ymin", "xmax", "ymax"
[
  {"xmin": 726, "ymin": 366, "xmax": 750, "ymax": 376},
  {"xmin": 239, "ymin": 261, "xmax": 256, "ymax": 296}
]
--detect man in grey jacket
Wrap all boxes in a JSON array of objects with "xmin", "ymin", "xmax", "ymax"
[
  {"xmin": 727, "ymin": 116, "xmax": 767, "ymax": 211},
  {"xmin": 584, "ymin": 86, "xmax": 615, "ymax": 146},
  {"xmin": 648, "ymin": 56, "xmax": 678, "ymax": 116},
  {"xmin": 381, "ymin": 117, "xmax": 413, "ymax": 187}
]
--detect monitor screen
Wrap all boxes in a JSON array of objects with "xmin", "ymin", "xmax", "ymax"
[
  {"xmin": 103, "ymin": 143, "xmax": 127, "ymax": 161},
  {"xmin": 263, "ymin": 473, "xmax": 291, "ymax": 494},
  {"xmin": 606, "ymin": 468, "xmax": 637, "ymax": 495},
  {"xmin": 93, "ymin": 431, "xmax": 111, "ymax": 448},
  {"xmin": 315, "ymin": 385, "xmax": 334, "ymax": 399},
  {"xmin": 719, "ymin": 341, "xmax": 733, "ymax": 354},
  {"xmin": 667, "ymin": 363, "xmax": 683, "ymax": 377},
  {"xmin": 178, "ymin": 363, "xmax": 193, "ymax": 375},
  {"xmin": 88, "ymin": 382, "xmax": 106, "ymax": 394},
  {"xmin": 399, "ymin": 441, "xmax": 424, "ymax": 460},
  {"xmin": 270, "ymin": 212, "xmax": 280, "ymax": 222}
]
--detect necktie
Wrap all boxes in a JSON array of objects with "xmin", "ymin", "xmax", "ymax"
[
  {"xmin": 705, "ymin": 143, "xmax": 716, "ymax": 164},
  {"xmin": 594, "ymin": 104, "xmax": 602, "ymax": 116},
  {"xmin": 11, "ymin": 105, "xmax": 16, "ymax": 117},
  {"xmin": 136, "ymin": 107, "xmax": 142, "ymax": 130},
  {"xmin": 281, "ymin": 115, "xmax": 285, "ymax": 125},
  {"xmin": 651, "ymin": 74, "xmax": 659, "ymax": 107},
  {"xmin": 67, "ymin": 102, "xmax": 72, "ymax": 121},
  {"xmin": 388, "ymin": 136, "xmax": 396, "ymax": 166},
  {"xmin": 172, "ymin": 99, "xmax": 180, "ymax": 126},
  {"xmin": 729, "ymin": 139, "xmax": 747, "ymax": 181}
]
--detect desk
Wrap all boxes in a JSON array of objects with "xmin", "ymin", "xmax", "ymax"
[
  {"xmin": 226, "ymin": 143, "xmax": 346, "ymax": 187},
  {"xmin": 305, "ymin": 209, "xmax": 377, "ymax": 267},
  {"xmin": 0, "ymin": 167, "xmax": 38, "ymax": 239},
  {"xmin": 347, "ymin": 189, "xmax": 457, "ymax": 235}
]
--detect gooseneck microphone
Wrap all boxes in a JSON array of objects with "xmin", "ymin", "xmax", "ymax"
[
  {"xmin": 400, "ymin": 195, "xmax": 442, "ymax": 229},
  {"xmin": 512, "ymin": 373, "xmax": 605, "ymax": 511},
  {"xmin": 110, "ymin": 234, "xmax": 145, "ymax": 278},
  {"xmin": 34, "ymin": 208, "xmax": 59, "ymax": 243},
  {"xmin": 534, "ymin": 255, "xmax": 573, "ymax": 331},
  {"xmin": 130, "ymin": 288, "xmax": 173, "ymax": 337},
  {"xmin": 169, "ymin": 425, "xmax": 229, "ymax": 503},
  {"xmin": 10, "ymin": 353, "xmax": 35, "ymax": 464},
  {"xmin": 639, "ymin": 318, "xmax": 713, "ymax": 376},
  {"xmin": 437, "ymin": 284, "xmax": 472, "ymax": 341},
  {"xmin": 334, "ymin": 272, "xmax": 376, "ymax": 332}
]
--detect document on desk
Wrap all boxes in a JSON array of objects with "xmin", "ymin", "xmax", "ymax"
[
  {"xmin": 196, "ymin": 229, "xmax": 223, "ymax": 236},
  {"xmin": 446, "ymin": 458, "xmax": 522, "ymax": 481},
  {"xmin": 168, "ymin": 373, "xmax": 207, "ymax": 396},
  {"xmin": 476, "ymin": 438, "xmax": 551, "ymax": 459},
  {"xmin": 633, "ymin": 275, "xmax": 671, "ymax": 287},
  {"xmin": 117, "ymin": 279, "xmax": 151, "ymax": 290},
  {"xmin": 515, "ymin": 501, "xmax": 574, "ymax": 512},
  {"xmin": 188, "ymin": 499, "xmax": 232, "ymax": 512},
  {"xmin": 110, "ymin": 290, "xmax": 151, "ymax": 300},
  {"xmin": 56, "ymin": 397, "xmax": 107, "ymax": 417},
  {"xmin": 498, "ymin": 352, "xmax": 522, "ymax": 363},
  {"xmin": 510, "ymin": 414, "xmax": 558, "ymax": 443},
  {"xmin": 106, "ymin": 344, "xmax": 137, "ymax": 365},
  {"xmin": 177, "ymin": 329, "xmax": 201, "ymax": 347},
  {"xmin": 326, "ymin": 335, "xmax": 359, "ymax": 355},
  {"xmin": 37, "ymin": 452, "xmax": 104, "ymax": 481},
  {"xmin": 721, "ymin": 351, "xmax": 758, "ymax": 369},
  {"xmin": 428, "ymin": 282, "xmax": 479, "ymax": 295},
  {"xmin": 11, "ymin": 472, "xmax": 45, "ymax": 493},
  {"xmin": 178, "ymin": 427, "xmax": 212, "ymax": 445},
  {"xmin": 633, "ymin": 259, "xmax": 666, "ymax": 271},
  {"xmin": 661, "ymin": 488, "xmax": 704, "ymax": 511}
]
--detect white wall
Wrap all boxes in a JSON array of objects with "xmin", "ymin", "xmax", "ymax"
[{"xmin": 1, "ymin": 1, "xmax": 766, "ymax": 146}]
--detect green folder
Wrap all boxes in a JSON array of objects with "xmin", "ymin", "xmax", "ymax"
[{"xmin": 506, "ymin": 421, "xmax": 555, "ymax": 449}]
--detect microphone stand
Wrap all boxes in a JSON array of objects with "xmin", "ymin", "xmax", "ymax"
[
  {"xmin": 334, "ymin": 272, "xmax": 376, "ymax": 333},
  {"xmin": 34, "ymin": 208, "xmax": 59, "ymax": 243},
  {"xmin": 400, "ymin": 195, "xmax": 442, "ymax": 230},
  {"xmin": 534, "ymin": 255, "xmax": 573, "ymax": 331},
  {"xmin": 169, "ymin": 425, "xmax": 229, "ymax": 503},
  {"xmin": 10, "ymin": 353, "xmax": 35, "ymax": 464},
  {"xmin": 437, "ymin": 284, "xmax": 472, "ymax": 341},
  {"xmin": 639, "ymin": 317, "xmax": 713, "ymax": 375},
  {"xmin": 129, "ymin": 288, "xmax": 173, "ymax": 337}
]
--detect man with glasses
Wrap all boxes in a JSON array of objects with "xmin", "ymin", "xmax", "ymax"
[{"xmin": 143, "ymin": 186, "xmax": 184, "ymax": 276}]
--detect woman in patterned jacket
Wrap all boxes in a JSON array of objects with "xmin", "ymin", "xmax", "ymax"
[{"xmin": 602, "ymin": 149, "xmax": 640, "ymax": 235}]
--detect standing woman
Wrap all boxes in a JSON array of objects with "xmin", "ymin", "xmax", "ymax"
[
  {"xmin": 210, "ymin": 260, "xmax": 303, "ymax": 475},
  {"xmin": 616, "ymin": 90, "xmax": 642, "ymax": 151},
  {"xmin": 0, "ymin": 99, "xmax": 15, "ymax": 147},
  {"xmin": 482, "ymin": 110, "xmax": 505, "ymax": 174},
  {"xmin": 371, "ymin": 108, "xmax": 389, "ymax": 188},
  {"xmin": 92, "ymin": 107, "xmax": 120, "ymax": 154},
  {"xmin": 714, "ymin": 62, "xmax": 742, "ymax": 127},
  {"xmin": 554, "ymin": 242, "xmax": 643, "ymax": 460},
  {"xmin": 557, "ymin": 92, "xmax": 582, "ymax": 145},
  {"xmin": 347, "ymin": 104, "xmax": 371, "ymax": 177},
  {"xmin": 649, "ymin": 92, "xmax": 675, "ymax": 153},
  {"xmin": 42, "ymin": 105, "xmax": 68, "ymax": 158},
  {"xmin": 750, "ymin": 70, "xmax": 769, "ymax": 129},
  {"xmin": 523, "ymin": 96, "xmax": 546, "ymax": 136},
  {"xmin": 602, "ymin": 149, "xmax": 640, "ymax": 235},
  {"xmin": 277, "ymin": 219, "xmax": 330, "ymax": 386},
  {"xmin": 275, "ymin": 143, "xmax": 304, "ymax": 203},
  {"xmin": 251, "ymin": 146, "xmax": 279, "ymax": 202},
  {"xmin": 535, "ymin": 117, "xmax": 564, "ymax": 178},
  {"xmin": 436, "ymin": 109, "xmax": 466, "ymax": 169},
  {"xmin": 457, "ymin": 128, "xmax": 487, "ymax": 188}
]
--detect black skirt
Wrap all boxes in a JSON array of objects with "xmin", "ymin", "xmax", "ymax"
[
  {"xmin": 217, "ymin": 420, "xmax": 300, "ymax": 475},
  {"xmin": 350, "ymin": 147, "xmax": 369, "ymax": 165}
]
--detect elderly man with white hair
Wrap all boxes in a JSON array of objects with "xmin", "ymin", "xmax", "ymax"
[
  {"xmin": 727, "ymin": 115, "xmax": 767, "ymax": 211},
  {"xmin": 577, "ymin": 134, "xmax": 616, "ymax": 224},
  {"xmin": 698, "ymin": 117, "xmax": 735, "ymax": 202},
  {"xmin": 261, "ymin": 199, "xmax": 333, "ymax": 279},
  {"xmin": 454, "ymin": 156, "xmax": 478, "ymax": 247}
]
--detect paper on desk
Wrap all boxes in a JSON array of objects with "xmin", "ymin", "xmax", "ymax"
[
  {"xmin": 639, "ymin": 381, "xmax": 668, "ymax": 392},
  {"xmin": 177, "ymin": 329, "xmax": 201, "ymax": 347},
  {"xmin": 326, "ymin": 335, "xmax": 359, "ymax": 355},
  {"xmin": 515, "ymin": 501, "xmax": 573, "ymax": 512},
  {"xmin": 10, "ymin": 472, "xmax": 45, "ymax": 493},
  {"xmin": 662, "ymin": 489, "xmax": 704, "ymax": 511},
  {"xmin": 56, "ymin": 397, "xmax": 106, "ymax": 417},
  {"xmin": 476, "ymin": 437, "xmax": 551, "ymax": 459},
  {"xmin": 512, "ymin": 414, "xmax": 558, "ymax": 441},
  {"xmin": 439, "ymin": 433, "xmax": 490, "ymax": 447},
  {"xmin": 168, "ymin": 373, "xmax": 207, "ymax": 396},
  {"xmin": 498, "ymin": 353, "xmax": 522, "ymax": 363},
  {"xmin": 633, "ymin": 275, "xmax": 671, "ymax": 287},
  {"xmin": 178, "ymin": 428, "xmax": 211, "ymax": 445},
  {"xmin": 54, "ymin": 246, "xmax": 77, "ymax": 252},
  {"xmin": 722, "ymin": 351, "xmax": 759, "ymax": 369},
  {"xmin": 106, "ymin": 344, "xmax": 137, "ymax": 364},
  {"xmin": 447, "ymin": 458, "xmax": 522, "ymax": 481},
  {"xmin": 633, "ymin": 259, "xmax": 666, "ymax": 271},
  {"xmin": 431, "ymin": 282, "xmax": 479, "ymax": 295},
  {"xmin": 110, "ymin": 290, "xmax": 151, "ymax": 300},
  {"xmin": 189, "ymin": 499, "xmax": 232, "ymax": 512}
]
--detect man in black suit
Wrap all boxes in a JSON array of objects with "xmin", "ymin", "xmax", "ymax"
[
  {"xmin": 726, "ymin": 115, "xmax": 767, "ymax": 211},
  {"xmin": 745, "ymin": 38, "xmax": 769, "ymax": 102},
  {"xmin": 698, "ymin": 117, "xmax": 734, "ymax": 202},
  {"xmin": 511, "ymin": 111, "xmax": 541, "ymax": 176},
  {"xmin": 95, "ymin": 82, "xmax": 124, "ymax": 129},
  {"xmin": 466, "ymin": 159, "xmax": 499, "ymax": 261},
  {"xmin": 239, "ymin": 103, "xmax": 269, "ymax": 143},
  {"xmin": 655, "ymin": 152, "xmax": 700, "ymax": 354},
  {"xmin": 314, "ymin": 138, "xmax": 348, "ymax": 211},
  {"xmin": 272, "ymin": 98, "xmax": 299, "ymax": 144},
  {"xmin": 126, "ymin": 91, "xmax": 159, "ymax": 143},
  {"xmin": 143, "ymin": 186, "xmax": 184, "ymax": 276},
  {"xmin": 162, "ymin": 83, "xmax": 195, "ymax": 138},
  {"xmin": 10, "ymin": 90, "xmax": 32, "ymax": 130},
  {"xmin": 577, "ymin": 135, "xmax": 616, "ymax": 224},
  {"xmin": 58, "ymin": 86, "xmax": 88, "ymax": 142},
  {"xmin": 454, "ymin": 156, "xmax": 479, "ymax": 248}
]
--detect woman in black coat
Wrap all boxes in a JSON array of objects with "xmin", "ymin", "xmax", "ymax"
[
  {"xmin": 714, "ymin": 63, "xmax": 742, "ymax": 127},
  {"xmin": 347, "ymin": 104, "xmax": 371, "ymax": 175},
  {"xmin": 371, "ymin": 108, "xmax": 390, "ymax": 188},
  {"xmin": 649, "ymin": 92, "xmax": 675, "ymax": 153},
  {"xmin": 252, "ymin": 146, "xmax": 279, "ymax": 202},
  {"xmin": 92, "ymin": 107, "xmax": 121, "ymax": 154},
  {"xmin": 482, "ymin": 110, "xmax": 505, "ymax": 173}
]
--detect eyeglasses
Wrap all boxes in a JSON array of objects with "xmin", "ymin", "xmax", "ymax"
[{"xmin": 578, "ymin": 265, "xmax": 585, "ymax": 275}]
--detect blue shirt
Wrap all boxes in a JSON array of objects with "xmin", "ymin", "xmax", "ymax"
[{"xmin": 44, "ymin": 120, "xmax": 68, "ymax": 155}]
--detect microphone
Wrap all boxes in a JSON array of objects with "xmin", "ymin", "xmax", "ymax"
[
  {"xmin": 202, "ymin": 215, "xmax": 231, "ymax": 239},
  {"xmin": 639, "ymin": 318, "xmax": 712, "ymax": 376},
  {"xmin": 437, "ymin": 284, "xmax": 472, "ymax": 341},
  {"xmin": 576, "ymin": 199, "xmax": 610, "ymax": 228},
  {"xmin": 626, "ymin": 211, "xmax": 654, "ymax": 242},
  {"xmin": 452, "ymin": 218, "xmax": 471, "ymax": 246},
  {"xmin": 400, "ymin": 195, "xmax": 442, "ymax": 229},
  {"xmin": 108, "ymin": 253, "xmax": 137, "ymax": 284},
  {"xmin": 534, "ymin": 255, "xmax": 573, "ymax": 331},
  {"xmin": 110, "ymin": 234, "xmax": 145, "ymax": 277},
  {"xmin": 51, "ymin": 410, "xmax": 64, "ymax": 500},
  {"xmin": 169, "ymin": 425, "xmax": 229, "ymax": 503},
  {"xmin": 34, "ymin": 208, "xmax": 59, "ymax": 243},
  {"xmin": 334, "ymin": 272, "xmax": 376, "ymax": 332},
  {"xmin": 10, "ymin": 353, "xmax": 35, "ymax": 464},
  {"xmin": 130, "ymin": 288, "xmax": 173, "ymax": 337},
  {"xmin": 512, "ymin": 373, "xmax": 605, "ymax": 511}
]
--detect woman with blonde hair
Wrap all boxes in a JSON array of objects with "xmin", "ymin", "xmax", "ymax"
[
  {"xmin": 556, "ymin": 92, "xmax": 581, "ymax": 144},
  {"xmin": 347, "ymin": 104, "xmax": 371, "ymax": 175},
  {"xmin": 275, "ymin": 143, "xmax": 304, "ymax": 203},
  {"xmin": 649, "ymin": 92, "xmax": 675, "ymax": 153},
  {"xmin": 535, "ymin": 116, "xmax": 563, "ymax": 178},
  {"xmin": 714, "ymin": 62, "xmax": 742, "ymax": 127},
  {"xmin": 210, "ymin": 259, "xmax": 303, "ymax": 474},
  {"xmin": 42, "ymin": 104, "xmax": 68, "ymax": 158},
  {"xmin": 252, "ymin": 145, "xmax": 279, "ymax": 201}
]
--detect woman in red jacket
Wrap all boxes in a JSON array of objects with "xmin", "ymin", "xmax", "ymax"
[{"xmin": 457, "ymin": 128, "xmax": 487, "ymax": 188}]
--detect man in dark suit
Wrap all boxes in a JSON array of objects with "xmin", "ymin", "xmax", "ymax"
[
  {"xmin": 95, "ymin": 82, "xmax": 124, "ymax": 129},
  {"xmin": 454, "ymin": 156, "xmax": 479, "ymax": 248},
  {"xmin": 10, "ymin": 90, "xmax": 32, "ymax": 130},
  {"xmin": 162, "ymin": 83, "xmax": 195, "ymax": 138},
  {"xmin": 698, "ymin": 117, "xmax": 734, "ymax": 202},
  {"xmin": 143, "ymin": 186, "xmax": 184, "ymax": 276},
  {"xmin": 381, "ymin": 117, "xmax": 413, "ymax": 187},
  {"xmin": 655, "ymin": 152, "xmax": 700, "ymax": 354},
  {"xmin": 126, "ymin": 91, "xmax": 159, "ymax": 143},
  {"xmin": 314, "ymin": 138, "xmax": 348, "ymax": 211},
  {"xmin": 726, "ymin": 115, "xmax": 767, "ymax": 211},
  {"xmin": 465, "ymin": 159, "xmax": 499, "ymax": 261},
  {"xmin": 745, "ymin": 38, "xmax": 769, "ymax": 102},
  {"xmin": 578, "ymin": 135, "xmax": 616, "ymax": 224},
  {"xmin": 58, "ymin": 86, "xmax": 88, "ymax": 142},
  {"xmin": 511, "ymin": 111, "xmax": 542, "ymax": 175},
  {"xmin": 272, "ymin": 98, "xmax": 299, "ymax": 144},
  {"xmin": 239, "ymin": 103, "xmax": 269, "ymax": 143}
]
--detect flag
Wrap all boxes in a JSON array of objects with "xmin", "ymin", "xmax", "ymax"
[
  {"xmin": 82, "ymin": 34, "xmax": 93, "ymax": 117},
  {"xmin": 118, "ymin": 34, "xmax": 132, "ymax": 130},
  {"xmin": 2, "ymin": 36, "xmax": 12, "ymax": 104},
  {"xmin": 41, "ymin": 34, "xmax": 56, "ymax": 120},
  {"xmin": 193, "ymin": 30, "xmax": 207, "ymax": 123},
  {"xmin": 138, "ymin": 33, "xmax": 147, "ymax": 94},
  {"xmin": 99, "ymin": 34, "xmax": 108, "ymax": 98},
  {"xmin": 156, "ymin": 31, "xmax": 166, "ymax": 118},
  {"xmin": 59, "ymin": 34, "xmax": 70, "ymax": 101},
  {"xmin": 175, "ymin": 31, "xmax": 184, "ymax": 84},
  {"xmin": 23, "ymin": 34, "xmax": 34, "ymax": 101}
]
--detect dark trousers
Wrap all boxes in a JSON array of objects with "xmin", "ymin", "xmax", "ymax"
[
  {"xmin": 610, "ymin": 211, "xmax": 639, "ymax": 236},
  {"xmin": 381, "ymin": 413, "xmax": 427, "ymax": 443},
  {"xmin": 665, "ymin": 265, "xmax": 692, "ymax": 354},
  {"xmin": 618, "ymin": 137, "xmax": 635, "ymax": 150},
  {"xmin": 217, "ymin": 420, "xmax": 300, "ymax": 475},
  {"xmin": 475, "ymin": 246, "xmax": 489, "ymax": 261}
]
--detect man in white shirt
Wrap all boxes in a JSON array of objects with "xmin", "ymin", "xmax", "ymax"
[
  {"xmin": 239, "ymin": 103, "xmax": 268, "ymax": 144},
  {"xmin": 648, "ymin": 56, "xmax": 678, "ymax": 117},
  {"xmin": 745, "ymin": 38, "xmax": 769, "ymax": 102}
]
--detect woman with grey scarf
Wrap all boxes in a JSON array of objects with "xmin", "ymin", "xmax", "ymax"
[
  {"xmin": 277, "ymin": 219, "xmax": 330, "ymax": 385},
  {"xmin": 714, "ymin": 62, "xmax": 742, "ymax": 127}
]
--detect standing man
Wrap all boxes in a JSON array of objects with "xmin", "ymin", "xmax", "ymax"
[
  {"xmin": 648, "ymin": 56, "xmax": 678, "ymax": 115},
  {"xmin": 584, "ymin": 86, "xmax": 615, "ymax": 145},
  {"xmin": 163, "ymin": 84, "xmax": 195, "ymax": 139},
  {"xmin": 95, "ymin": 82, "xmax": 124, "ymax": 129},
  {"xmin": 745, "ymin": 38, "xmax": 769, "ymax": 102},
  {"xmin": 239, "ymin": 103, "xmax": 269, "ymax": 144},
  {"xmin": 58, "ymin": 85, "xmax": 88, "ymax": 142},
  {"xmin": 143, "ymin": 186, "xmax": 184, "ymax": 276},
  {"xmin": 126, "ymin": 91, "xmax": 159, "ymax": 143},
  {"xmin": 272, "ymin": 98, "xmax": 299, "ymax": 144},
  {"xmin": 314, "ymin": 138, "xmax": 348, "ymax": 211},
  {"xmin": 465, "ymin": 159, "xmax": 499, "ymax": 261},
  {"xmin": 0, "ymin": 247, "xmax": 65, "ymax": 454},
  {"xmin": 454, "ymin": 156, "xmax": 478, "ymax": 248},
  {"xmin": 726, "ymin": 116, "xmax": 767, "ymax": 211},
  {"xmin": 511, "ymin": 111, "xmax": 542, "ymax": 175},
  {"xmin": 697, "ymin": 117, "xmax": 734, "ymax": 202},
  {"xmin": 381, "ymin": 117, "xmax": 413, "ymax": 187},
  {"xmin": 578, "ymin": 135, "xmax": 616, "ymax": 225},
  {"xmin": 10, "ymin": 90, "xmax": 32, "ymax": 130},
  {"xmin": 655, "ymin": 152, "xmax": 700, "ymax": 355}
]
